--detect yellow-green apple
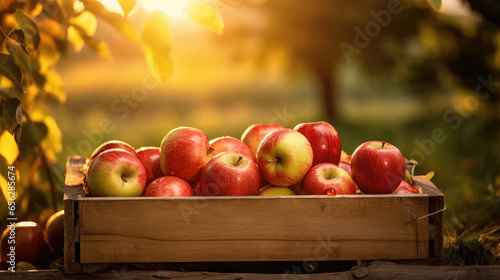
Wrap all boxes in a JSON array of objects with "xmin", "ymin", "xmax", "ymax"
[
  {"xmin": 136, "ymin": 147, "xmax": 163, "ymax": 185},
  {"xmin": 209, "ymin": 136, "xmax": 253, "ymax": 160},
  {"xmin": 45, "ymin": 210, "xmax": 64, "ymax": 259},
  {"xmin": 87, "ymin": 148, "xmax": 147, "ymax": 197},
  {"xmin": 340, "ymin": 150, "xmax": 349, "ymax": 161},
  {"xmin": 1, "ymin": 222, "xmax": 52, "ymax": 268},
  {"xmin": 257, "ymin": 129, "xmax": 313, "ymax": 187},
  {"xmin": 200, "ymin": 152, "xmax": 260, "ymax": 196},
  {"xmin": 241, "ymin": 123, "xmax": 284, "ymax": 161},
  {"xmin": 160, "ymin": 127, "xmax": 213, "ymax": 183},
  {"xmin": 392, "ymin": 180, "xmax": 419, "ymax": 194},
  {"xmin": 143, "ymin": 176, "xmax": 194, "ymax": 197},
  {"xmin": 338, "ymin": 158, "xmax": 359, "ymax": 191},
  {"xmin": 301, "ymin": 163, "xmax": 356, "ymax": 195},
  {"xmin": 258, "ymin": 185, "xmax": 296, "ymax": 196},
  {"xmin": 294, "ymin": 121, "xmax": 341, "ymax": 165},
  {"xmin": 351, "ymin": 141, "xmax": 405, "ymax": 194},
  {"xmin": 90, "ymin": 140, "xmax": 137, "ymax": 160}
]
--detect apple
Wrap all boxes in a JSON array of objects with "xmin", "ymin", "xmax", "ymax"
[
  {"xmin": 87, "ymin": 148, "xmax": 147, "ymax": 197},
  {"xmin": 200, "ymin": 152, "xmax": 260, "ymax": 196},
  {"xmin": 257, "ymin": 129, "xmax": 313, "ymax": 187},
  {"xmin": 90, "ymin": 140, "xmax": 138, "ymax": 160},
  {"xmin": 301, "ymin": 163, "xmax": 356, "ymax": 195},
  {"xmin": 136, "ymin": 147, "xmax": 163, "ymax": 185},
  {"xmin": 1, "ymin": 222, "xmax": 52, "ymax": 267},
  {"xmin": 191, "ymin": 181, "xmax": 203, "ymax": 196},
  {"xmin": 160, "ymin": 127, "xmax": 213, "ymax": 183},
  {"xmin": 392, "ymin": 180, "xmax": 419, "ymax": 194},
  {"xmin": 294, "ymin": 121, "xmax": 342, "ymax": 165},
  {"xmin": 258, "ymin": 185, "xmax": 296, "ymax": 196},
  {"xmin": 338, "ymin": 160, "xmax": 359, "ymax": 192},
  {"xmin": 340, "ymin": 150, "xmax": 349, "ymax": 161},
  {"xmin": 143, "ymin": 176, "xmax": 194, "ymax": 197},
  {"xmin": 351, "ymin": 141, "xmax": 405, "ymax": 194},
  {"xmin": 209, "ymin": 136, "xmax": 253, "ymax": 160},
  {"xmin": 45, "ymin": 210, "xmax": 64, "ymax": 259},
  {"xmin": 241, "ymin": 123, "xmax": 284, "ymax": 161}
]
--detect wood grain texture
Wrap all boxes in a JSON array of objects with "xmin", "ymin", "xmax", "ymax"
[
  {"xmin": 2, "ymin": 262, "xmax": 500, "ymax": 280},
  {"xmin": 78, "ymin": 195, "xmax": 429, "ymax": 263}
]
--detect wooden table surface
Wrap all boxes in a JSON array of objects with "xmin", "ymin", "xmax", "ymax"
[{"xmin": 1, "ymin": 261, "xmax": 500, "ymax": 280}]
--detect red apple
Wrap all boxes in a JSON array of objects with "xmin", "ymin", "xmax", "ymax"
[
  {"xmin": 257, "ymin": 129, "xmax": 313, "ymax": 187},
  {"xmin": 160, "ymin": 127, "xmax": 213, "ymax": 183},
  {"xmin": 1, "ymin": 222, "xmax": 52, "ymax": 268},
  {"xmin": 209, "ymin": 136, "xmax": 253, "ymax": 160},
  {"xmin": 87, "ymin": 148, "xmax": 147, "ymax": 197},
  {"xmin": 143, "ymin": 176, "xmax": 194, "ymax": 197},
  {"xmin": 45, "ymin": 210, "xmax": 64, "ymax": 259},
  {"xmin": 301, "ymin": 163, "xmax": 356, "ymax": 195},
  {"xmin": 191, "ymin": 181, "xmax": 203, "ymax": 196},
  {"xmin": 241, "ymin": 123, "xmax": 284, "ymax": 161},
  {"xmin": 294, "ymin": 121, "xmax": 342, "ymax": 165},
  {"xmin": 136, "ymin": 147, "xmax": 163, "ymax": 185},
  {"xmin": 351, "ymin": 141, "xmax": 405, "ymax": 194},
  {"xmin": 90, "ymin": 140, "xmax": 138, "ymax": 160},
  {"xmin": 200, "ymin": 152, "xmax": 260, "ymax": 196},
  {"xmin": 392, "ymin": 180, "xmax": 419, "ymax": 194}
]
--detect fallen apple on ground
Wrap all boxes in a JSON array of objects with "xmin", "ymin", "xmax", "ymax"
[
  {"xmin": 1, "ymin": 222, "xmax": 52, "ymax": 268},
  {"xmin": 45, "ymin": 210, "xmax": 64, "ymax": 259}
]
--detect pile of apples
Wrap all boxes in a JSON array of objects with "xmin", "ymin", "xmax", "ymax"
[
  {"xmin": 86, "ymin": 121, "xmax": 419, "ymax": 197},
  {"xmin": 0, "ymin": 210, "xmax": 64, "ymax": 269}
]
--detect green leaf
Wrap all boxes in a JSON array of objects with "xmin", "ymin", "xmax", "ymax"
[
  {"xmin": 0, "ymin": 131, "xmax": 19, "ymax": 165},
  {"xmin": 18, "ymin": 121, "xmax": 47, "ymax": 158},
  {"xmin": 185, "ymin": 3, "xmax": 224, "ymax": 34},
  {"xmin": 0, "ymin": 53, "xmax": 24, "ymax": 91},
  {"xmin": 118, "ymin": 0, "xmax": 137, "ymax": 17},
  {"xmin": 142, "ymin": 11, "xmax": 174, "ymax": 83},
  {"xmin": 427, "ymin": 0, "xmax": 442, "ymax": 10},
  {"xmin": 82, "ymin": 0, "xmax": 137, "ymax": 42},
  {"xmin": 6, "ymin": 40, "xmax": 33, "ymax": 84},
  {"xmin": 2, "ymin": 98, "xmax": 22, "ymax": 134},
  {"xmin": 13, "ymin": 8, "xmax": 40, "ymax": 50},
  {"xmin": 8, "ymin": 29, "xmax": 31, "ymax": 55}
]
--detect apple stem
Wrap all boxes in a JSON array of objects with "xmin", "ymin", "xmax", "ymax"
[
  {"xmin": 121, "ymin": 175, "xmax": 128, "ymax": 183},
  {"xmin": 207, "ymin": 146, "xmax": 215, "ymax": 155},
  {"xmin": 268, "ymin": 158, "xmax": 280, "ymax": 163},
  {"xmin": 236, "ymin": 155, "xmax": 243, "ymax": 165},
  {"xmin": 382, "ymin": 141, "xmax": 386, "ymax": 148}
]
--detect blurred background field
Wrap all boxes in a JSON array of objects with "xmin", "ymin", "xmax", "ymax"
[{"xmin": 2, "ymin": 0, "xmax": 500, "ymax": 265}]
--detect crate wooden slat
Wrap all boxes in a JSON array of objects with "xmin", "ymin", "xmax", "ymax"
[{"xmin": 63, "ymin": 156, "xmax": 444, "ymax": 273}]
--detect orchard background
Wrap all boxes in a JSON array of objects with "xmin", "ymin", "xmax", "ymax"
[{"xmin": 0, "ymin": 0, "xmax": 499, "ymax": 266}]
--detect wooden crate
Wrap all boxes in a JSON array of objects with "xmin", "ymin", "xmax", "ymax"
[{"xmin": 63, "ymin": 156, "xmax": 444, "ymax": 274}]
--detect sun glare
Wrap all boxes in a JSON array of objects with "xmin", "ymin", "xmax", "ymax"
[{"xmin": 142, "ymin": 0, "xmax": 191, "ymax": 17}]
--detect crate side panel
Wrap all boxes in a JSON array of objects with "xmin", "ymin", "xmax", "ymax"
[
  {"xmin": 79, "ymin": 196, "xmax": 429, "ymax": 242},
  {"xmin": 80, "ymin": 236, "xmax": 429, "ymax": 263}
]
